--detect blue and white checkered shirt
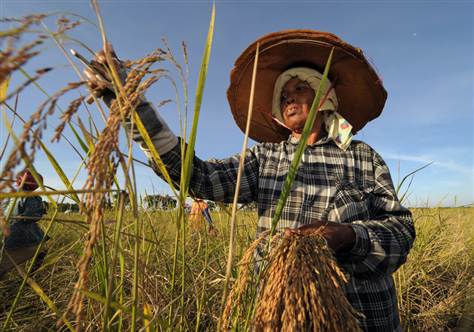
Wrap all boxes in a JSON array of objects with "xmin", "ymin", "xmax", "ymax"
[
  {"xmin": 149, "ymin": 134, "xmax": 415, "ymax": 331},
  {"xmin": 128, "ymin": 98, "xmax": 414, "ymax": 331}
]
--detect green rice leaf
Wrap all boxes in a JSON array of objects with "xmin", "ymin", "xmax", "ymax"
[
  {"xmin": 270, "ymin": 48, "xmax": 334, "ymax": 236},
  {"xmin": 181, "ymin": 3, "xmax": 215, "ymax": 197},
  {"xmin": 76, "ymin": 117, "xmax": 95, "ymax": 152},
  {"xmin": 38, "ymin": 139, "xmax": 81, "ymax": 204},
  {"xmin": 69, "ymin": 121, "xmax": 89, "ymax": 155},
  {"xmin": 81, "ymin": 290, "xmax": 153, "ymax": 320}
]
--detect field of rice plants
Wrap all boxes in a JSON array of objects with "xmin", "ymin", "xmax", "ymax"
[
  {"xmin": 0, "ymin": 208, "xmax": 472, "ymax": 331},
  {"xmin": 1, "ymin": 3, "xmax": 473, "ymax": 331}
]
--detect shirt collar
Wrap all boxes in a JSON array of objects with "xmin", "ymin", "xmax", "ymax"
[{"xmin": 287, "ymin": 134, "xmax": 333, "ymax": 147}]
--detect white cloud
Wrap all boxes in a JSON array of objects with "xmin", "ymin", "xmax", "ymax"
[{"xmin": 382, "ymin": 152, "xmax": 473, "ymax": 177}]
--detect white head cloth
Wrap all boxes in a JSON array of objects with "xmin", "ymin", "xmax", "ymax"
[{"xmin": 271, "ymin": 67, "xmax": 353, "ymax": 150}]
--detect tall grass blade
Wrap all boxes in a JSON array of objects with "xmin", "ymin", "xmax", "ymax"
[
  {"xmin": 37, "ymin": 140, "xmax": 81, "ymax": 204},
  {"xmin": 0, "ymin": 77, "xmax": 12, "ymax": 161},
  {"xmin": 396, "ymin": 162, "xmax": 433, "ymax": 203},
  {"xmin": 81, "ymin": 290, "xmax": 152, "ymax": 320},
  {"xmin": 173, "ymin": 4, "xmax": 215, "ymax": 329},
  {"xmin": 76, "ymin": 117, "xmax": 95, "ymax": 152},
  {"xmin": 270, "ymin": 48, "xmax": 334, "ymax": 236},
  {"xmin": 219, "ymin": 42, "xmax": 259, "ymax": 329},
  {"xmin": 181, "ymin": 3, "xmax": 215, "ymax": 194},
  {"xmin": 0, "ymin": 75, "xmax": 9, "ymax": 103},
  {"xmin": 69, "ymin": 121, "xmax": 89, "ymax": 156},
  {"xmin": 103, "ymin": 191, "xmax": 126, "ymax": 330}
]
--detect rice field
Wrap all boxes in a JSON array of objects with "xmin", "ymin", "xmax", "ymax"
[
  {"xmin": 0, "ymin": 208, "xmax": 472, "ymax": 331},
  {"xmin": 1, "ymin": 4, "xmax": 473, "ymax": 332}
]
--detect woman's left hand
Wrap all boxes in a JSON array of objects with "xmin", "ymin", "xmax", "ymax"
[{"xmin": 285, "ymin": 221, "xmax": 356, "ymax": 253}]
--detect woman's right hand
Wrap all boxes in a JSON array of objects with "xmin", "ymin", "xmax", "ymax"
[
  {"xmin": 83, "ymin": 44, "xmax": 178, "ymax": 155},
  {"xmin": 83, "ymin": 43, "xmax": 127, "ymax": 105}
]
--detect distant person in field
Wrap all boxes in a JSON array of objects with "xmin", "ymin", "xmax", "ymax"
[
  {"xmin": 0, "ymin": 169, "xmax": 47, "ymax": 277},
  {"xmin": 189, "ymin": 199, "xmax": 214, "ymax": 232},
  {"xmin": 85, "ymin": 30, "xmax": 415, "ymax": 331}
]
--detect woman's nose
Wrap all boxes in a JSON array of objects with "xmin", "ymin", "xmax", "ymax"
[{"xmin": 286, "ymin": 96, "xmax": 296, "ymax": 104}]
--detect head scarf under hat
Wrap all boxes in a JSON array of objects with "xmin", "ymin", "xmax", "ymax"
[{"xmin": 271, "ymin": 67, "xmax": 353, "ymax": 150}]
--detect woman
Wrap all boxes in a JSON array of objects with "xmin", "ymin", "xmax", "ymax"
[
  {"xmin": 0, "ymin": 169, "xmax": 46, "ymax": 277},
  {"xmin": 86, "ymin": 30, "xmax": 415, "ymax": 331}
]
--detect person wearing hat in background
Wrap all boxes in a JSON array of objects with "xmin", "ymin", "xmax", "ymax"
[
  {"xmin": 85, "ymin": 30, "xmax": 415, "ymax": 331},
  {"xmin": 189, "ymin": 199, "xmax": 214, "ymax": 232},
  {"xmin": 0, "ymin": 169, "xmax": 47, "ymax": 278}
]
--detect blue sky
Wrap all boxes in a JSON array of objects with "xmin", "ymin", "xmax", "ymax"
[{"xmin": 1, "ymin": 0, "xmax": 473, "ymax": 207}]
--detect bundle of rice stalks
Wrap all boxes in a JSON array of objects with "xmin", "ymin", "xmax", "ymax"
[{"xmin": 222, "ymin": 230, "xmax": 362, "ymax": 332}]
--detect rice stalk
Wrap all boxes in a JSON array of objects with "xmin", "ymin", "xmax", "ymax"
[
  {"xmin": 0, "ymin": 80, "xmax": 85, "ymax": 205},
  {"xmin": 61, "ymin": 51, "xmax": 168, "ymax": 329},
  {"xmin": 166, "ymin": 4, "xmax": 215, "ymax": 329},
  {"xmin": 0, "ymin": 188, "xmax": 114, "ymax": 200},
  {"xmin": 220, "ymin": 232, "xmax": 268, "ymax": 330},
  {"xmin": 221, "ymin": 230, "xmax": 361, "ymax": 331},
  {"xmin": 219, "ymin": 41, "xmax": 260, "ymax": 330},
  {"xmin": 0, "ymin": 67, "xmax": 52, "ymax": 104},
  {"xmin": 0, "ymin": 14, "xmax": 46, "ymax": 38},
  {"xmin": 0, "ymin": 15, "xmax": 47, "ymax": 85}
]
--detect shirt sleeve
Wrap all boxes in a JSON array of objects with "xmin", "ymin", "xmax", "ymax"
[
  {"xmin": 150, "ymin": 139, "xmax": 260, "ymax": 204},
  {"xmin": 336, "ymin": 150, "xmax": 416, "ymax": 278}
]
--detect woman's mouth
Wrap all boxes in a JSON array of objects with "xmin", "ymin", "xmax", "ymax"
[{"xmin": 285, "ymin": 105, "xmax": 300, "ymax": 117}]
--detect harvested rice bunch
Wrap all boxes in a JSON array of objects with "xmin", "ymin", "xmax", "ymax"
[{"xmin": 222, "ymin": 230, "xmax": 362, "ymax": 332}]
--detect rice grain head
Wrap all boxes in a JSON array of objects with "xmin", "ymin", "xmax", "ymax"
[{"xmin": 222, "ymin": 230, "xmax": 362, "ymax": 331}]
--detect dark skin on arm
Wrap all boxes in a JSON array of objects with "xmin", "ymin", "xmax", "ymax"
[{"xmin": 280, "ymin": 78, "xmax": 356, "ymax": 254}]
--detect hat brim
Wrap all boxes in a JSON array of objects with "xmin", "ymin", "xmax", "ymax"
[{"xmin": 227, "ymin": 30, "xmax": 387, "ymax": 143}]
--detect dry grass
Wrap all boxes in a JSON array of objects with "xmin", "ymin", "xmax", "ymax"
[
  {"xmin": 396, "ymin": 207, "xmax": 474, "ymax": 331},
  {"xmin": 0, "ymin": 208, "xmax": 472, "ymax": 331}
]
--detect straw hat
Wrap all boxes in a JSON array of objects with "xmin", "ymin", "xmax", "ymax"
[
  {"xmin": 16, "ymin": 169, "xmax": 42, "ymax": 191},
  {"xmin": 227, "ymin": 30, "xmax": 387, "ymax": 143}
]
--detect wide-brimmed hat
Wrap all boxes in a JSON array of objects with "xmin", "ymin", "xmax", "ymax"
[
  {"xmin": 227, "ymin": 29, "xmax": 387, "ymax": 143},
  {"xmin": 16, "ymin": 169, "xmax": 42, "ymax": 191}
]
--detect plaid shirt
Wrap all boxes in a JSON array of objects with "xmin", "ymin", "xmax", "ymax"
[{"xmin": 149, "ymin": 135, "xmax": 414, "ymax": 331}]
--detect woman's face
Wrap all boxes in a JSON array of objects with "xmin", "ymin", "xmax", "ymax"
[{"xmin": 280, "ymin": 78, "xmax": 315, "ymax": 134}]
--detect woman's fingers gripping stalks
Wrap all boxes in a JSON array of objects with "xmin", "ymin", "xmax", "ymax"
[{"xmin": 81, "ymin": 43, "xmax": 127, "ymax": 103}]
